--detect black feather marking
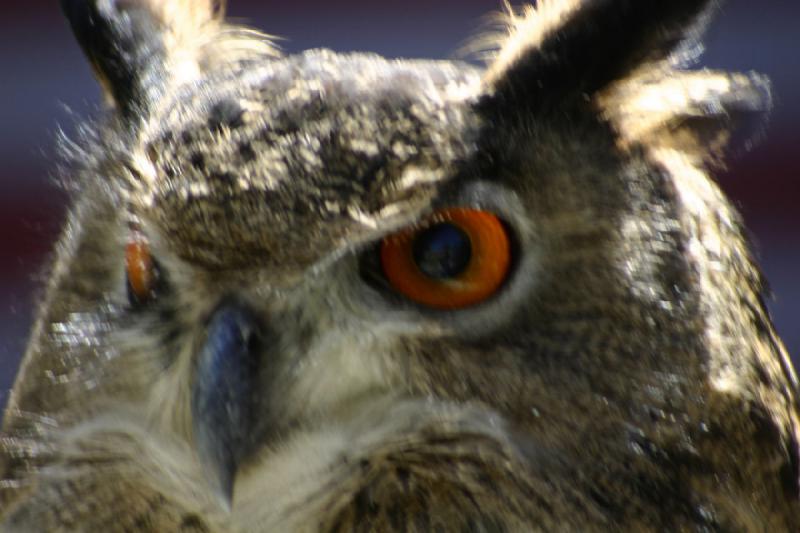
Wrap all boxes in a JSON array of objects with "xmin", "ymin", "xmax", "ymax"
[
  {"xmin": 61, "ymin": 0, "xmax": 168, "ymax": 119},
  {"xmin": 487, "ymin": 0, "xmax": 718, "ymax": 115}
]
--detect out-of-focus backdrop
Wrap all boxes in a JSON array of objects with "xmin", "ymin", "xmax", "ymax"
[{"xmin": 1, "ymin": 1, "xmax": 797, "ymax": 409}]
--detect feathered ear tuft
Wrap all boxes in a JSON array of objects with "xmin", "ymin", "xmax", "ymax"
[
  {"xmin": 482, "ymin": 0, "xmax": 717, "ymax": 114},
  {"xmin": 62, "ymin": 0, "xmax": 277, "ymax": 120},
  {"xmin": 141, "ymin": 0, "xmax": 222, "ymax": 42},
  {"xmin": 600, "ymin": 70, "xmax": 772, "ymax": 165},
  {"xmin": 483, "ymin": 0, "xmax": 582, "ymax": 84}
]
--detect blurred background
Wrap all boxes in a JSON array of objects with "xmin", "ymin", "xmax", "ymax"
[{"xmin": 0, "ymin": 1, "xmax": 797, "ymax": 409}]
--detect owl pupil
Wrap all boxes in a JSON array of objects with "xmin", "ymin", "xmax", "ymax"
[{"xmin": 412, "ymin": 223, "xmax": 472, "ymax": 279}]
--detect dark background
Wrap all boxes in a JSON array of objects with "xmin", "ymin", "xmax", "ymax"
[{"xmin": 1, "ymin": 1, "xmax": 797, "ymax": 409}]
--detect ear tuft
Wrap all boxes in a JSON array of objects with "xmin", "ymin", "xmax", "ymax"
[
  {"xmin": 484, "ymin": 0, "xmax": 583, "ymax": 86},
  {"xmin": 62, "ymin": 0, "xmax": 277, "ymax": 121},
  {"xmin": 140, "ymin": 0, "xmax": 223, "ymax": 37},
  {"xmin": 600, "ymin": 70, "xmax": 772, "ymax": 164},
  {"xmin": 482, "ymin": 0, "xmax": 718, "ymax": 113}
]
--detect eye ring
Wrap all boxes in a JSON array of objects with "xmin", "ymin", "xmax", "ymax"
[
  {"xmin": 125, "ymin": 236, "xmax": 159, "ymax": 306},
  {"xmin": 380, "ymin": 208, "xmax": 511, "ymax": 310}
]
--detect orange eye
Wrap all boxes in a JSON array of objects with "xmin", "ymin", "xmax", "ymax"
[
  {"xmin": 125, "ymin": 237, "xmax": 158, "ymax": 305},
  {"xmin": 380, "ymin": 208, "xmax": 511, "ymax": 310}
]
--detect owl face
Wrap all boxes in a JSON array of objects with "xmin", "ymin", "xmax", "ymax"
[
  {"xmin": 116, "ymin": 48, "xmax": 556, "ymax": 505},
  {"xmin": 2, "ymin": 0, "xmax": 797, "ymax": 531}
]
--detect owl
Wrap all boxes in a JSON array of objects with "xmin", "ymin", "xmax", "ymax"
[{"xmin": 1, "ymin": 0, "xmax": 797, "ymax": 530}]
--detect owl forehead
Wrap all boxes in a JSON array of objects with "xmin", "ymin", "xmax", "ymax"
[{"xmin": 132, "ymin": 51, "xmax": 483, "ymax": 273}]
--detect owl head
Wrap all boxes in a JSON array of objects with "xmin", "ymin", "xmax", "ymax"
[{"xmin": 2, "ymin": 0, "xmax": 797, "ymax": 530}]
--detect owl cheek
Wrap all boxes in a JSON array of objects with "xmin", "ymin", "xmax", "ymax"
[{"xmin": 191, "ymin": 300, "xmax": 263, "ymax": 507}]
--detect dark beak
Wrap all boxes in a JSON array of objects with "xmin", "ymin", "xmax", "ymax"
[{"xmin": 192, "ymin": 301, "xmax": 261, "ymax": 509}]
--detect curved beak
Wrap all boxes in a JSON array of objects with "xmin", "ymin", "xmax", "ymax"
[{"xmin": 191, "ymin": 301, "xmax": 262, "ymax": 509}]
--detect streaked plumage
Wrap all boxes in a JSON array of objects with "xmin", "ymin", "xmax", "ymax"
[{"xmin": 1, "ymin": 1, "xmax": 797, "ymax": 531}]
